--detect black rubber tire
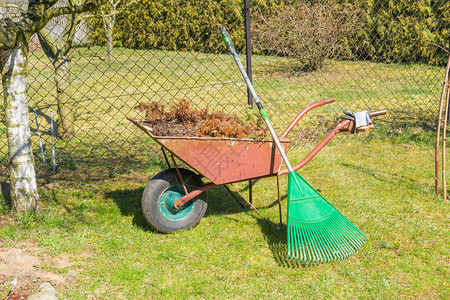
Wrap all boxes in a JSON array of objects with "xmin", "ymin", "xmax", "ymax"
[{"xmin": 142, "ymin": 168, "xmax": 207, "ymax": 233}]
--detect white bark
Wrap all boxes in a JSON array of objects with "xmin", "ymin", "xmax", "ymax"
[{"xmin": 2, "ymin": 46, "xmax": 40, "ymax": 214}]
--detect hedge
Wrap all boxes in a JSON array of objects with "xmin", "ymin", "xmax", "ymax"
[
  {"xmin": 89, "ymin": 0, "xmax": 450, "ymax": 65},
  {"xmin": 346, "ymin": 0, "xmax": 450, "ymax": 65},
  {"xmin": 88, "ymin": 0, "xmax": 282, "ymax": 53}
]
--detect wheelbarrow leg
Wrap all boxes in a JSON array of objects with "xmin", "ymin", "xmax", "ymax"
[
  {"xmin": 170, "ymin": 154, "xmax": 188, "ymax": 196},
  {"xmin": 224, "ymin": 185, "xmax": 246, "ymax": 208},
  {"xmin": 276, "ymin": 174, "xmax": 282, "ymax": 230},
  {"xmin": 161, "ymin": 147, "xmax": 171, "ymax": 168},
  {"xmin": 230, "ymin": 183, "xmax": 279, "ymax": 230},
  {"xmin": 249, "ymin": 180, "xmax": 253, "ymax": 204}
]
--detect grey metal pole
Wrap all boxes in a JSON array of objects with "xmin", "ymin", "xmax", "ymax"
[{"xmin": 244, "ymin": 0, "xmax": 253, "ymax": 108}]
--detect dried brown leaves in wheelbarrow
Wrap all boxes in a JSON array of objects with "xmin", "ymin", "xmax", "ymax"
[{"xmin": 135, "ymin": 99, "xmax": 267, "ymax": 139}]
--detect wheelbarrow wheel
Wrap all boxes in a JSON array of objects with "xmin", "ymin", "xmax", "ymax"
[{"xmin": 142, "ymin": 168, "xmax": 207, "ymax": 233}]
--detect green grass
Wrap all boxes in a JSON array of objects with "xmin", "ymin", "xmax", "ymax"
[
  {"xmin": 0, "ymin": 130, "xmax": 448, "ymax": 299},
  {"xmin": 0, "ymin": 46, "xmax": 442, "ymax": 170}
]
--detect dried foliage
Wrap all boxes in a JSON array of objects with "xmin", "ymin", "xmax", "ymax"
[
  {"xmin": 135, "ymin": 99, "xmax": 267, "ymax": 139},
  {"xmin": 251, "ymin": 2, "xmax": 360, "ymax": 72}
]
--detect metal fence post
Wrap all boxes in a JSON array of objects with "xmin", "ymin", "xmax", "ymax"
[{"xmin": 244, "ymin": 0, "xmax": 253, "ymax": 108}]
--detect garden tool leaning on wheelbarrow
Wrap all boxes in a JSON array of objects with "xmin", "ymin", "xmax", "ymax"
[
  {"xmin": 127, "ymin": 28, "xmax": 386, "ymax": 265},
  {"xmin": 220, "ymin": 26, "xmax": 384, "ymax": 264}
]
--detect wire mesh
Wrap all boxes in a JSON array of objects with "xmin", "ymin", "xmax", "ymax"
[{"xmin": 0, "ymin": 0, "xmax": 447, "ymax": 180}]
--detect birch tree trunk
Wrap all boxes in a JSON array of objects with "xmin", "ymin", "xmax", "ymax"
[
  {"xmin": 2, "ymin": 43, "xmax": 40, "ymax": 214},
  {"xmin": 54, "ymin": 56, "xmax": 75, "ymax": 138},
  {"xmin": 100, "ymin": 3, "xmax": 117, "ymax": 63}
]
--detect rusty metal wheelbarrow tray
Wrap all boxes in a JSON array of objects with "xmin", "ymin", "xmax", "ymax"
[{"xmin": 129, "ymin": 118, "xmax": 291, "ymax": 185}]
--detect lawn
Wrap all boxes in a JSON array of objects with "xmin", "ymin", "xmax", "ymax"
[
  {"xmin": 0, "ymin": 46, "xmax": 442, "ymax": 171},
  {"xmin": 0, "ymin": 128, "xmax": 448, "ymax": 299},
  {"xmin": 0, "ymin": 46, "xmax": 448, "ymax": 298}
]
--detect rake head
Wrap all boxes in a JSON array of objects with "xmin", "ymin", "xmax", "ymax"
[{"xmin": 286, "ymin": 171, "xmax": 366, "ymax": 264}]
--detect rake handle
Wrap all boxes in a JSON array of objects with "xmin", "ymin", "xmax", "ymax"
[{"xmin": 220, "ymin": 25, "xmax": 294, "ymax": 172}]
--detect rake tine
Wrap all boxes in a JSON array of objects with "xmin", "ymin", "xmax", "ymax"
[
  {"xmin": 324, "ymin": 215, "xmax": 353, "ymax": 259},
  {"xmin": 290, "ymin": 224, "xmax": 297, "ymax": 261},
  {"xmin": 306, "ymin": 226, "xmax": 318, "ymax": 263},
  {"xmin": 339, "ymin": 216, "xmax": 365, "ymax": 244},
  {"xmin": 313, "ymin": 223, "xmax": 327, "ymax": 263},
  {"xmin": 325, "ymin": 218, "xmax": 347, "ymax": 261},
  {"xmin": 320, "ymin": 218, "xmax": 338, "ymax": 261},
  {"xmin": 334, "ymin": 215, "xmax": 359, "ymax": 255},
  {"xmin": 287, "ymin": 222, "xmax": 293, "ymax": 260},
  {"xmin": 315, "ymin": 223, "xmax": 333, "ymax": 263},
  {"xmin": 310, "ymin": 223, "xmax": 323, "ymax": 263},
  {"xmin": 337, "ymin": 215, "xmax": 365, "ymax": 250},
  {"xmin": 296, "ymin": 222, "xmax": 303, "ymax": 261},
  {"xmin": 329, "ymin": 218, "xmax": 347, "ymax": 261}
]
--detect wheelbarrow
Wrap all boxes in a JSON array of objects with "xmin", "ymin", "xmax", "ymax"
[{"xmin": 129, "ymin": 98, "xmax": 386, "ymax": 233}]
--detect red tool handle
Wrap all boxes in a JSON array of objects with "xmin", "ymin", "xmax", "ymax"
[
  {"xmin": 280, "ymin": 98, "xmax": 335, "ymax": 138},
  {"xmin": 370, "ymin": 109, "xmax": 387, "ymax": 117}
]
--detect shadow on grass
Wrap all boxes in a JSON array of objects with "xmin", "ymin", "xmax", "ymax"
[
  {"xmin": 0, "ymin": 146, "xmax": 168, "ymax": 189},
  {"xmin": 105, "ymin": 184, "xmax": 253, "ymax": 233},
  {"xmin": 0, "ymin": 182, "xmax": 11, "ymax": 211},
  {"xmin": 105, "ymin": 186, "xmax": 152, "ymax": 231},
  {"xmin": 207, "ymin": 186, "xmax": 306, "ymax": 268},
  {"xmin": 215, "ymin": 180, "xmax": 301, "ymax": 268},
  {"xmin": 198, "ymin": 183, "xmax": 304, "ymax": 268},
  {"xmin": 256, "ymin": 218, "xmax": 303, "ymax": 269},
  {"xmin": 371, "ymin": 112, "xmax": 437, "ymax": 146},
  {"xmin": 341, "ymin": 161, "xmax": 431, "ymax": 192}
]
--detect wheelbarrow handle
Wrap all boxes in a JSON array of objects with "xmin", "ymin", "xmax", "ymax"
[
  {"xmin": 344, "ymin": 109, "xmax": 387, "ymax": 133},
  {"xmin": 280, "ymin": 98, "xmax": 335, "ymax": 138},
  {"xmin": 370, "ymin": 109, "xmax": 387, "ymax": 117},
  {"xmin": 279, "ymin": 108, "xmax": 387, "ymax": 175}
]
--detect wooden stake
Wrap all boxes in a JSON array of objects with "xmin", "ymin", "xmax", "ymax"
[
  {"xmin": 435, "ymin": 53, "xmax": 450, "ymax": 196},
  {"xmin": 443, "ymin": 84, "xmax": 450, "ymax": 200}
]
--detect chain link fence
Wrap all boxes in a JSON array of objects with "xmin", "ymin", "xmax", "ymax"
[{"xmin": 0, "ymin": 0, "xmax": 448, "ymax": 180}]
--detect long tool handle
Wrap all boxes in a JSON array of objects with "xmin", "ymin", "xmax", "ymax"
[
  {"xmin": 34, "ymin": 109, "xmax": 45, "ymax": 162},
  {"xmin": 220, "ymin": 26, "xmax": 293, "ymax": 172}
]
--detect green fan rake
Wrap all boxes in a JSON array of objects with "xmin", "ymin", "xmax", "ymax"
[
  {"xmin": 287, "ymin": 172, "xmax": 366, "ymax": 263},
  {"xmin": 221, "ymin": 26, "xmax": 366, "ymax": 264}
]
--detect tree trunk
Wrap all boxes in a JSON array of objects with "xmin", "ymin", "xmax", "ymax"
[
  {"xmin": 2, "ymin": 44, "xmax": 40, "ymax": 215},
  {"xmin": 106, "ymin": 16, "xmax": 115, "ymax": 62},
  {"xmin": 54, "ymin": 56, "xmax": 75, "ymax": 139}
]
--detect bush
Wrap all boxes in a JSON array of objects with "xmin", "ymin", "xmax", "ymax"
[
  {"xmin": 347, "ymin": 0, "xmax": 450, "ymax": 65},
  {"xmin": 251, "ymin": 2, "xmax": 360, "ymax": 72}
]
